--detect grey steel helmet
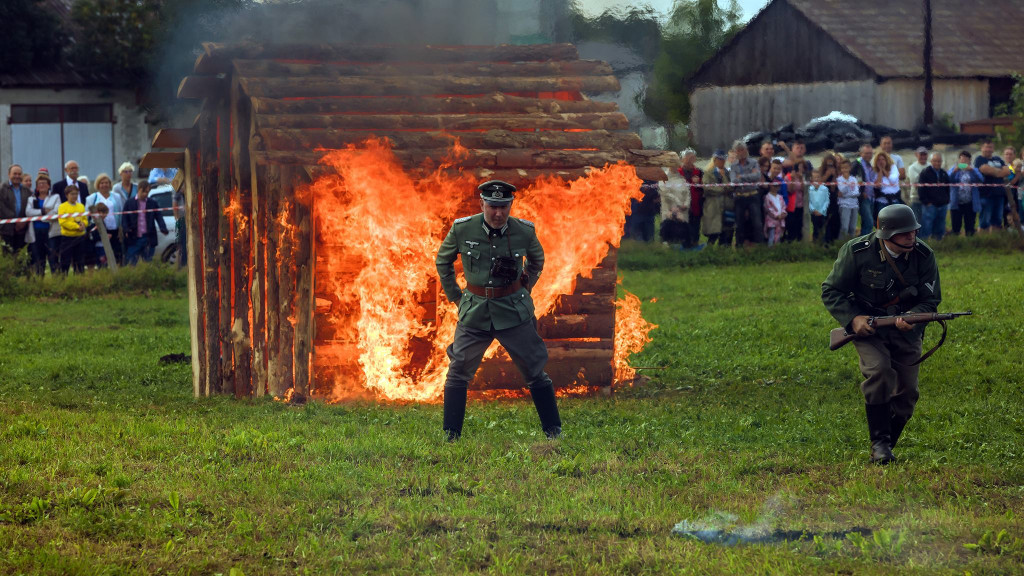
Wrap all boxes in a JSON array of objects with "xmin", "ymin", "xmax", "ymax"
[{"xmin": 877, "ymin": 204, "xmax": 921, "ymax": 239}]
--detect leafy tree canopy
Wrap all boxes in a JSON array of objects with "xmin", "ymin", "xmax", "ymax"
[
  {"xmin": 645, "ymin": 0, "xmax": 742, "ymax": 125},
  {"xmin": 0, "ymin": 0, "xmax": 65, "ymax": 75}
]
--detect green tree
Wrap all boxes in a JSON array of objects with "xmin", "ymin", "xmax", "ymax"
[
  {"xmin": 70, "ymin": 0, "xmax": 158, "ymax": 81},
  {"xmin": 0, "ymin": 0, "xmax": 65, "ymax": 75},
  {"xmin": 995, "ymin": 74, "xmax": 1024, "ymax": 151},
  {"xmin": 69, "ymin": 0, "xmax": 254, "ymax": 103},
  {"xmin": 643, "ymin": 0, "xmax": 742, "ymax": 125}
]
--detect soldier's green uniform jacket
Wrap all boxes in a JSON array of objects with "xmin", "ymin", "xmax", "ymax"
[
  {"xmin": 435, "ymin": 213, "xmax": 544, "ymax": 331},
  {"xmin": 822, "ymin": 232, "xmax": 941, "ymax": 340}
]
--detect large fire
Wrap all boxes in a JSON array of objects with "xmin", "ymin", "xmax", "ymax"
[{"xmin": 303, "ymin": 137, "xmax": 655, "ymax": 402}]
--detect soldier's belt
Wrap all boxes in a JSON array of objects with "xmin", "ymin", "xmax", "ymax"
[{"xmin": 466, "ymin": 280, "xmax": 522, "ymax": 298}]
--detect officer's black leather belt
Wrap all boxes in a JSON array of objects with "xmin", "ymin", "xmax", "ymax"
[{"xmin": 466, "ymin": 280, "xmax": 522, "ymax": 298}]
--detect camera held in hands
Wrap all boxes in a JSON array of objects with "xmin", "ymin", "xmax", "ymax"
[{"xmin": 489, "ymin": 256, "xmax": 519, "ymax": 284}]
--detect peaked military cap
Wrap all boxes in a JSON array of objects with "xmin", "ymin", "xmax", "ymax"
[{"xmin": 478, "ymin": 180, "xmax": 516, "ymax": 205}]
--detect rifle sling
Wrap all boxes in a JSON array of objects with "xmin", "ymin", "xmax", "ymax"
[{"xmin": 910, "ymin": 319, "xmax": 946, "ymax": 366}]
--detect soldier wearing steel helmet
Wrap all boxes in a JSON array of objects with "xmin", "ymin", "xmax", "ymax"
[
  {"xmin": 822, "ymin": 204, "xmax": 941, "ymax": 464},
  {"xmin": 434, "ymin": 180, "xmax": 562, "ymax": 441}
]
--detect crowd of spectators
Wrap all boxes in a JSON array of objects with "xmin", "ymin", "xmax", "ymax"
[
  {"xmin": 624, "ymin": 137, "xmax": 1024, "ymax": 248},
  {"xmin": 0, "ymin": 161, "xmax": 183, "ymax": 275}
]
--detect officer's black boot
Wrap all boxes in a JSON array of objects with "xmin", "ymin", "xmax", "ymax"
[
  {"xmin": 530, "ymin": 385, "xmax": 562, "ymax": 439},
  {"xmin": 890, "ymin": 412, "xmax": 911, "ymax": 449},
  {"xmin": 443, "ymin": 387, "xmax": 467, "ymax": 442},
  {"xmin": 865, "ymin": 403, "xmax": 895, "ymax": 464}
]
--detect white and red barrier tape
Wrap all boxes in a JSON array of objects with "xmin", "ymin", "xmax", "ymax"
[
  {"xmin": 674, "ymin": 180, "xmax": 1020, "ymax": 188},
  {"xmin": 0, "ymin": 207, "xmax": 172, "ymax": 226}
]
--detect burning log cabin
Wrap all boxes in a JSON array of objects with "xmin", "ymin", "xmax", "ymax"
[{"xmin": 143, "ymin": 42, "xmax": 666, "ymax": 402}]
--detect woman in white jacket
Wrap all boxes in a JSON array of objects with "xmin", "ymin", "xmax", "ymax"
[{"xmin": 24, "ymin": 169, "xmax": 62, "ymax": 274}]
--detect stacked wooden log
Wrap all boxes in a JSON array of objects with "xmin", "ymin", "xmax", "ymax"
[{"xmin": 143, "ymin": 42, "xmax": 667, "ymax": 399}]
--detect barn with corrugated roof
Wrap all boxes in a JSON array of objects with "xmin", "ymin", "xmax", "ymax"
[{"xmin": 688, "ymin": 0, "xmax": 1024, "ymax": 151}]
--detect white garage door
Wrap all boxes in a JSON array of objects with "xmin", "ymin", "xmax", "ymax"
[{"xmin": 10, "ymin": 104, "xmax": 115, "ymax": 185}]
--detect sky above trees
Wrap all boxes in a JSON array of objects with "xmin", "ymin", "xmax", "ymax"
[{"xmin": 577, "ymin": 0, "xmax": 766, "ymax": 21}]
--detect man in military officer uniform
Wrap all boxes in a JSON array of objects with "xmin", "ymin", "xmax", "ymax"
[
  {"xmin": 435, "ymin": 180, "xmax": 562, "ymax": 441},
  {"xmin": 822, "ymin": 204, "xmax": 941, "ymax": 464}
]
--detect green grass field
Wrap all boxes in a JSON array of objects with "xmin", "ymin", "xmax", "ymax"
[{"xmin": 1, "ymin": 240, "xmax": 1023, "ymax": 575}]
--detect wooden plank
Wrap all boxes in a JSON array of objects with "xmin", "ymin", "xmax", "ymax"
[
  {"xmin": 233, "ymin": 59, "xmax": 614, "ymax": 79},
  {"xmin": 265, "ymin": 165, "xmax": 285, "ymax": 397},
  {"xmin": 258, "ymin": 148, "xmax": 664, "ymax": 171},
  {"xmin": 231, "ymin": 77, "xmax": 253, "ymax": 398},
  {"xmin": 217, "ymin": 107, "xmax": 234, "ymax": 395},
  {"xmin": 258, "ymin": 128, "xmax": 642, "ymax": 153},
  {"xmin": 139, "ymin": 152, "xmax": 185, "ymax": 170},
  {"xmin": 573, "ymin": 268, "xmax": 617, "ymax": 294},
  {"xmin": 250, "ymin": 164, "xmax": 268, "ymax": 397},
  {"xmin": 275, "ymin": 166, "xmax": 296, "ymax": 396},
  {"xmin": 239, "ymin": 75, "xmax": 619, "ymax": 99},
  {"xmin": 537, "ymin": 313, "xmax": 615, "ymax": 340},
  {"xmin": 151, "ymin": 128, "xmax": 194, "ymax": 149},
  {"xmin": 193, "ymin": 50, "xmax": 230, "ymax": 75},
  {"xmin": 551, "ymin": 293, "xmax": 615, "ymax": 316},
  {"xmin": 253, "ymin": 148, "xmax": 672, "ymax": 171},
  {"xmin": 185, "ymin": 146, "xmax": 206, "ymax": 398},
  {"xmin": 198, "ymin": 107, "xmax": 222, "ymax": 395},
  {"xmin": 204, "ymin": 42, "xmax": 580, "ymax": 63},
  {"xmin": 300, "ymin": 165, "xmax": 665, "ymax": 184},
  {"xmin": 473, "ymin": 347, "xmax": 613, "ymax": 390},
  {"xmin": 255, "ymin": 112, "xmax": 630, "ymax": 131},
  {"xmin": 177, "ymin": 75, "xmax": 228, "ymax": 100},
  {"xmin": 250, "ymin": 93, "xmax": 618, "ymax": 116},
  {"xmin": 292, "ymin": 169, "xmax": 313, "ymax": 399}
]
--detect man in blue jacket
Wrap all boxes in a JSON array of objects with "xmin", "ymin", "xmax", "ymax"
[{"xmin": 121, "ymin": 182, "xmax": 168, "ymax": 264}]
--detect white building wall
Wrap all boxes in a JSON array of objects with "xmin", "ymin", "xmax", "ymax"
[
  {"xmin": 0, "ymin": 87, "xmax": 151, "ymax": 178},
  {"xmin": 690, "ymin": 79, "xmax": 990, "ymax": 152}
]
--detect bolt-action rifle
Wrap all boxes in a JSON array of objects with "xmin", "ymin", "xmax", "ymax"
[{"xmin": 829, "ymin": 311, "xmax": 972, "ymax": 364}]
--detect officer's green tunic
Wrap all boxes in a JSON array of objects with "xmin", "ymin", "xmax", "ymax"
[
  {"xmin": 822, "ymin": 232, "xmax": 942, "ymax": 410},
  {"xmin": 435, "ymin": 213, "xmax": 544, "ymax": 330}
]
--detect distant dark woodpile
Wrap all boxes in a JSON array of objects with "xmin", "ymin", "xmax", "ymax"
[{"xmin": 142, "ymin": 42, "xmax": 669, "ymax": 399}]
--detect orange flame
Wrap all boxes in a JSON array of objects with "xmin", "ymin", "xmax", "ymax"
[
  {"xmin": 613, "ymin": 289, "xmax": 657, "ymax": 383},
  {"xmin": 304, "ymin": 137, "xmax": 651, "ymax": 402}
]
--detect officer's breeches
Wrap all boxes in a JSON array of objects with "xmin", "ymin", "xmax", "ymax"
[
  {"xmin": 444, "ymin": 320, "xmax": 553, "ymax": 390},
  {"xmin": 853, "ymin": 331, "xmax": 922, "ymax": 416}
]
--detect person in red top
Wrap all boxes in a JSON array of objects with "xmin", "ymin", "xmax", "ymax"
[{"xmin": 678, "ymin": 148, "xmax": 703, "ymax": 248}]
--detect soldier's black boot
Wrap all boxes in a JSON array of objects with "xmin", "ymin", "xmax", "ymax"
[
  {"xmin": 890, "ymin": 412, "xmax": 911, "ymax": 449},
  {"xmin": 865, "ymin": 403, "xmax": 895, "ymax": 464},
  {"xmin": 530, "ymin": 385, "xmax": 562, "ymax": 439},
  {"xmin": 443, "ymin": 387, "xmax": 467, "ymax": 442}
]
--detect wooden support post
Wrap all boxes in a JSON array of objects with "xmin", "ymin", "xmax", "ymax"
[
  {"xmin": 217, "ymin": 104, "xmax": 234, "ymax": 395},
  {"xmin": 250, "ymin": 168, "xmax": 268, "ymax": 397},
  {"xmin": 185, "ymin": 145, "xmax": 206, "ymax": 398},
  {"xmin": 292, "ymin": 169, "xmax": 313, "ymax": 398},
  {"xmin": 264, "ymin": 165, "xmax": 285, "ymax": 397},
  {"xmin": 231, "ymin": 77, "xmax": 253, "ymax": 398},
  {"xmin": 198, "ymin": 107, "xmax": 221, "ymax": 395},
  {"xmin": 276, "ymin": 165, "xmax": 296, "ymax": 397},
  {"xmin": 94, "ymin": 219, "xmax": 117, "ymax": 273}
]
